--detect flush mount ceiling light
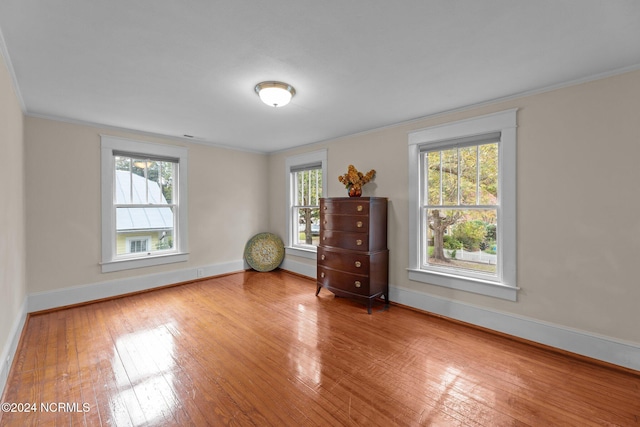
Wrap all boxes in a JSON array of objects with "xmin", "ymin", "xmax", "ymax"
[{"xmin": 254, "ymin": 81, "xmax": 296, "ymax": 107}]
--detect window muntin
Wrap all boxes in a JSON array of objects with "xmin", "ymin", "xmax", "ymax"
[{"xmin": 422, "ymin": 142, "xmax": 499, "ymax": 280}]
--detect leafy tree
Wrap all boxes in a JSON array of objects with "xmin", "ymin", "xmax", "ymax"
[
  {"xmin": 429, "ymin": 209, "xmax": 461, "ymax": 261},
  {"xmin": 443, "ymin": 235, "xmax": 463, "ymax": 250},
  {"xmin": 452, "ymin": 220, "xmax": 486, "ymax": 251},
  {"xmin": 485, "ymin": 224, "xmax": 496, "ymax": 241}
]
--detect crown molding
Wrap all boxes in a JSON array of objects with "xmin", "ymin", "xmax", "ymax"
[
  {"xmin": 0, "ymin": 24, "xmax": 26, "ymax": 112},
  {"xmin": 25, "ymin": 112, "xmax": 268, "ymax": 155}
]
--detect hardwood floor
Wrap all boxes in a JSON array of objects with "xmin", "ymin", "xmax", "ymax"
[{"xmin": 1, "ymin": 270, "xmax": 639, "ymax": 426}]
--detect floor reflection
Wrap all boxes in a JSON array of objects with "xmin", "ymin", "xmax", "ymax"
[
  {"xmin": 291, "ymin": 303, "xmax": 322, "ymax": 387},
  {"xmin": 112, "ymin": 322, "xmax": 177, "ymax": 426}
]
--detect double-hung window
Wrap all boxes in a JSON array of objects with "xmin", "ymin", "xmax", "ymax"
[
  {"xmin": 101, "ymin": 136, "xmax": 188, "ymax": 272},
  {"xmin": 408, "ymin": 110, "xmax": 517, "ymax": 300},
  {"xmin": 285, "ymin": 150, "xmax": 327, "ymax": 258}
]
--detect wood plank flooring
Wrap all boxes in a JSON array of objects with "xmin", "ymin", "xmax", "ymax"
[{"xmin": 1, "ymin": 270, "xmax": 639, "ymax": 426}]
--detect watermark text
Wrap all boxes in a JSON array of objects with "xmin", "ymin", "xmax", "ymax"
[{"xmin": 1, "ymin": 402, "xmax": 91, "ymax": 413}]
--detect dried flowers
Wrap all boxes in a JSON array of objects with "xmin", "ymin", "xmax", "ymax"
[{"xmin": 338, "ymin": 164, "xmax": 376, "ymax": 196}]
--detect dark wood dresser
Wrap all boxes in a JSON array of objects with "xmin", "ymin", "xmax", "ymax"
[{"xmin": 316, "ymin": 197, "xmax": 389, "ymax": 313}]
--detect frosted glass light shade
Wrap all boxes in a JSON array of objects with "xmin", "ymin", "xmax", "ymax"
[{"xmin": 255, "ymin": 81, "xmax": 296, "ymax": 107}]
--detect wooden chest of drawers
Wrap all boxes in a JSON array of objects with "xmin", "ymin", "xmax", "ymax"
[{"xmin": 316, "ymin": 197, "xmax": 389, "ymax": 313}]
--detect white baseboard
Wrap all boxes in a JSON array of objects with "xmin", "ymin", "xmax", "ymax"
[
  {"xmin": 0, "ymin": 298, "xmax": 27, "ymax": 398},
  {"xmin": 390, "ymin": 285, "xmax": 640, "ymax": 372},
  {"xmin": 28, "ymin": 260, "xmax": 245, "ymax": 313},
  {"xmin": 280, "ymin": 257, "xmax": 316, "ymax": 279}
]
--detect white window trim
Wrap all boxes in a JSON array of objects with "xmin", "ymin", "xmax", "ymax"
[
  {"xmin": 408, "ymin": 109, "xmax": 518, "ymax": 301},
  {"xmin": 285, "ymin": 149, "xmax": 327, "ymax": 259},
  {"xmin": 101, "ymin": 135, "xmax": 189, "ymax": 273}
]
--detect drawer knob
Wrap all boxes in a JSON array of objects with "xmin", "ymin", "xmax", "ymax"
[
  {"xmin": 356, "ymin": 221, "xmax": 363, "ymax": 228},
  {"xmin": 357, "ymin": 205, "xmax": 363, "ymax": 212},
  {"xmin": 354, "ymin": 281, "xmax": 361, "ymax": 288},
  {"xmin": 356, "ymin": 239, "xmax": 363, "ymax": 246},
  {"xmin": 320, "ymin": 272, "xmax": 325, "ymax": 278},
  {"xmin": 321, "ymin": 254, "xmax": 325, "ymax": 260},
  {"xmin": 323, "ymin": 236, "xmax": 326, "ymax": 241},
  {"xmin": 355, "ymin": 261, "xmax": 361, "ymax": 268},
  {"xmin": 324, "ymin": 220, "xmax": 327, "ymax": 224}
]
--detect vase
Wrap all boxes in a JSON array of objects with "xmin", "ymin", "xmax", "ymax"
[{"xmin": 348, "ymin": 186, "xmax": 362, "ymax": 197}]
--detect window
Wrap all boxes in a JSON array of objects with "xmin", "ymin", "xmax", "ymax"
[
  {"xmin": 285, "ymin": 150, "xmax": 327, "ymax": 259},
  {"xmin": 126, "ymin": 237, "xmax": 151, "ymax": 253},
  {"xmin": 408, "ymin": 109, "xmax": 517, "ymax": 300},
  {"xmin": 101, "ymin": 136, "xmax": 188, "ymax": 272}
]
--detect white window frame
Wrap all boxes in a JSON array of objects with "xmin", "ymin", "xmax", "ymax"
[
  {"xmin": 101, "ymin": 135, "xmax": 189, "ymax": 272},
  {"xmin": 285, "ymin": 149, "xmax": 327, "ymax": 259},
  {"xmin": 408, "ymin": 109, "xmax": 518, "ymax": 301}
]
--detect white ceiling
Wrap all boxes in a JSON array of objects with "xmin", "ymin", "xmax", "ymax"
[{"xmin": 1, "ymin": 1, "xmax": 639, "ymax": 153}]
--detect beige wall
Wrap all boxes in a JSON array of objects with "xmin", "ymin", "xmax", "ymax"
[
  {"xmin": 25, "ymin": 117, "xmax": 269, "ymax": 293},
  {"xmin": 269, "ymin": 69, "xmax": 640, "ymax": 345},
  {"xmin": 0, "ymin": 53, "xmax": 26, "ymax": 362}
]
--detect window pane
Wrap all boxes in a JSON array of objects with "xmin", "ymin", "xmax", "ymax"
[
  {"xmin": 293, "ymin": 168, "xmax": 322, "ymax": 207},
  {"xmin": 147, "ymin": 161, "xmax": 162, "ymax": 204},
  {"xmin": 115, "ymin": 157, "xmax": 176, "ymax": 206},
  {"xmin": 115, "ymin": 156, "xmax": 131, "ymax": 173},
  {"xmin": 116, "ymin": 207, "xmax": 174, "ymax": 255},
  {"xmin": 313, "ymin": 169, "xmax": 322, "ymax": 204},
  {"xmin": 479, "ymin": 143, "xmax": 498, "ymax": 205},
  {"xmin": 426, "ymin": 151, "xmax": 441, "ymax": 205},
  {"xmin": 293, "ymin": 207, "xmax": 320, "ymax": 246},
  {"xmin": 131, "ymin": 158, "xmax": 147, "ymax": 179},
  {"xmin": 290, "ymin": 165, "xmax": 322, "ymax": 249},
  {"xmin": 115, "ymin": 157, "xmax": 131, "ymax": 204},
  {"xmin": 441, "ymin": 148, "xmax": 458, "ymax": 205},
  {"xmin": 425, "ymin": 208, "xmax": 497, "ymax": 276},
  {"xmin": 296, "ymin": 171, "xmax": 305, "ymax": 205},
  {"xmin": 151, "ymin": 161, "xmax": 174, "ymax": 204},
  {"xmin": 459, "ymin": 146, "xmax": 478, "ymax": 205}
]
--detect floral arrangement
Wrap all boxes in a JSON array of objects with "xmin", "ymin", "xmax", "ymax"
[{"xmin": 338, "ymin": 164, "xmax": 376, "ymax": 197}]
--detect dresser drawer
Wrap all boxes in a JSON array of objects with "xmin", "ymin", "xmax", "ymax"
[
  {"xmin": 321, "ymin": 199, "xmax": 369, "ymax": 216},
  {"xmin": 321, "ymin": 230, "xmax": 369, "ymax": 251},
  {"xmin": 321, "ymin": 214, "xmax": 369, "ymax": 233},
  {"xmin": 317, "ymin": 247, "xmax": 370, "ymax": 272},
  {"xmin": 317, "ymin": 266, "xmax": 370, "ymax": 296}
]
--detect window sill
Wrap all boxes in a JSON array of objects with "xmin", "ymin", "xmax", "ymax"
[
  {"xmin": 285, "ymin": 246, "xmax": 317, "ymax": 260},
  {"xmin": 101, "ymin": 252, "xmax": 189, "ymax": 273},
  {"xmin": 407, "ymin": 268, "xmax": 518, "ymax": 301}
]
